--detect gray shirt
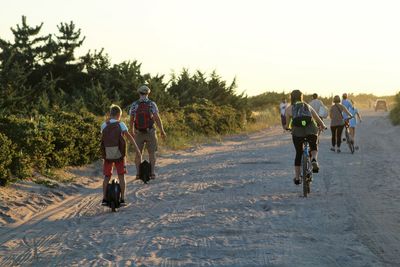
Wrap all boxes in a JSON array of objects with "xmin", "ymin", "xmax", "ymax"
[
  {"xmin": 309, "ymin": 99, "xmax": 323, "ymax": 114},
  {"xmin": 330, "ymin": 103, "xmax": 351, "ymax": 127}
]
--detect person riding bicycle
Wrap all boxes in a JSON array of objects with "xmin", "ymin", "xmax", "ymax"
[
  {"xmin": 329, "ymin": 95, "xmax": 352, "ymax": 153},
  {"xmin": 285, "ymin": 90, "xmax": 326, "ymax": 185}
]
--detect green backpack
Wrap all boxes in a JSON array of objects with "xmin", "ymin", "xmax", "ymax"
[{"xmin": 292, "ymin": 102, "xmax": 312, "ymax": 127}]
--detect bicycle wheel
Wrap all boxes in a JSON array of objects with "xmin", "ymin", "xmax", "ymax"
[
  {"xmin": 302, "ymin": 153, "xmax": 309, "ymax": 197},
  {"xmin": 345, "ymin": 129, "xmax": 355, "ymax": 154}
]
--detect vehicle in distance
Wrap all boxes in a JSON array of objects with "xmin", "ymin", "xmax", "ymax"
[{"xmin": 374, "ymin": 99, "xmax": 388, "ymax": 112}]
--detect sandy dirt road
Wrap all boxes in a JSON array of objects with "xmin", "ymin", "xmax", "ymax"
[{"xmin": 0, "ymin": 111, "xmax": 399, "ymax": 266}]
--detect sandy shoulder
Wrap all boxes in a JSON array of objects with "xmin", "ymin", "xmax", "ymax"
[{"xmin": 0, "ymin": 111, "xmax": 399, "ymax": 266}]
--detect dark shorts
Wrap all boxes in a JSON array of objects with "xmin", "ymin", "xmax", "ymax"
[{"xmin": 292, "ymin": 134, "xmax": 318, "ymax": 166}]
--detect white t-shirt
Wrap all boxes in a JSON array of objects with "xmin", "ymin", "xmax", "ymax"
[
  {"xmin": 309, "ymin": 99, "xmax": 323, "ymax": 114},
  {"xmin": 100, "ymin": 119, "xmax": 128, "ymax": 133},
  {"xmin": 279, "ymin": 102, "xmax": 287, "ymax": 116}
]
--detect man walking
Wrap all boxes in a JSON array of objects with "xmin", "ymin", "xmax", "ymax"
[{"xmin": 129, "ymin": 85, "xmax": 166, "ymax": 180}]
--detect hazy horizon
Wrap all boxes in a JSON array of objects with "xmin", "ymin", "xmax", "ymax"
[{"xmin": 2, "ymin": 0, "xmax": 400, "ymax": 97}]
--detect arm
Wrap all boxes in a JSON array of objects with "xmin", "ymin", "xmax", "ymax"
[
  {"xmin": 310, "ymin": 106, "xmax": 326, "ymax": 129},
  {"xmin": 341, "ymin": 105, "xmax": 352, "ymax": 117},
  {"xmin": 128, "ymin": 103, "xmax": 136, "ymax": 136},
  {"xmin": 153, "ymin": 113, "xmax": 166, "ymax": 139},
  {"xmin": 356, "ymin": 111, "xmax": 362, "ymax": 122},
  {"xmin": 123, "ymin": 131, "xmax": 142, "ymax": 158},
  {"xmin": 129, "ymin": 114, "xmax": 135, "ymax": 136},
  {"xmin": 285, "ymin": 105, "xmax": 291, "ymax": 129}
]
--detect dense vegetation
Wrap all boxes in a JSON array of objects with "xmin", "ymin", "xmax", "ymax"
[
  {"xmin": 390, "ymin": 92, "xmax": 400, "ymax": 125},
  {"xmin": 0, "ymin": 16, "xmax": 256, "ymax": 185},
  {"xmin": 3, "ymin": 17, "xmax": 393, "ymax": 186}
]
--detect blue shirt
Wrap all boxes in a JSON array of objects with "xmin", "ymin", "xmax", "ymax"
[
  {"xmin": 100, "ymin": 119, "xmax": 128, "ymax": 133},
  {"xmin": 341, "ymin": 99, "xmax": 353, "ymax": 119},
  {"xmin": 349, "ymin": 107, "xmax": 358, "ymax": 127}
]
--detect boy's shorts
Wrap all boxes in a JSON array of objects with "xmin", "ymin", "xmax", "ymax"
[{"xmin": 103, "ymin": 159, "xmax": 126, "ymax": 177}]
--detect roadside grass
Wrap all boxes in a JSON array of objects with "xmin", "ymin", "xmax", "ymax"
[
  {"xmin": 389, "ymin": 92, "xmax": 400, "ymax": 125},
  {"xmin": 157, "ymin": 107, "xmax": 280, "ymax": 151},
  {"xmin": 242, "ymin": 108, "xmax": 280, "ymax": 133},
  {"xmin": 21, "ymin": 108, "xmax": 280, "ymax": 185}
]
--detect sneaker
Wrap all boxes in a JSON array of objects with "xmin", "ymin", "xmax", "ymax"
[
  {"xmin": 337, "ymin": 148, "xmax": 341, "ymax": 153},
  {"xmin": 120, "ymin": 199, "xmax": 126, "ymax": 206},
  {"xmin": 293, "ymin": 177, "xmax": 301, "ymax": 185},
  {"xmin": 311, "ymin": 159, "xmax": 319, "ymax": 173},
  {"xmin": 330, "ymin": 147, "xmax": 336, "ymax": 152},
  {"xmin": 101, "ymin": 199, "xmax": 108, "ymax": 206}
]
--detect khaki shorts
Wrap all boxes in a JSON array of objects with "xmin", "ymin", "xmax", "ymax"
[{"xmin": 134, "ymin": 128, "xmax": 158, "ymax": 153}]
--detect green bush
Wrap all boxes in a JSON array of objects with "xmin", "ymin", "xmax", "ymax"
[
  {"xmin": 0, "ymin": 111, "xmax": 101, "ymax": 184},
  {"xmin": 0, "ymin": 133, "xmax": 14, "ymax": 185},
  {"xmin": 390, "ymin": 92, "xmax": 400, "ymax": 125},
  {"xmin": 183, "ymin": 102, "xmax": 244, "ymax": 135},
  {"xmin": 159, "ymin": 102, "xmax": 245, "ymax": 149},
  {"xmin": 0, "ymin": 116, "xmax": 55, "ymax": 174},
  {"xmin": 48, "ymin": 111, "xmax": 101, "ymax": 166}
]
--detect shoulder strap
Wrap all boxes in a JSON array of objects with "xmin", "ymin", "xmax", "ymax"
[{"xmin": 335, "ymin": 104, "xmax": 344, "ymax": 119}]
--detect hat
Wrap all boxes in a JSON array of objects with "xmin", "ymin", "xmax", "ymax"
[{"xmin": 137, "ymin": 85, "xmax": 151, "ymax": 94}]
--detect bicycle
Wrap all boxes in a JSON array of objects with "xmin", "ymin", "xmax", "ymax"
[
  {"xmin": 343, "ymin": 118, "xmax": 355, "ymax": 154},
  {"xmin": 301, "ymin": 137, "xmax": 313, "ymax": 197}
]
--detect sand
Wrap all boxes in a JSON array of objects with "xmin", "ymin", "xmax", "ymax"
[{"xmin": 0, "ymin": 110, "xmax": 399, "ymax": 266}]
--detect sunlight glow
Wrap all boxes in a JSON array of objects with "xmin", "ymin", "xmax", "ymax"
[{"xmin": 2, "ymin": 0, "xmax": 400, "ymax": 96}]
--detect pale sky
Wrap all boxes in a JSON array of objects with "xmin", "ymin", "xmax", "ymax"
[{"xmin": 1, "ymin": 0, "xmax": 400, "ymax": 96}]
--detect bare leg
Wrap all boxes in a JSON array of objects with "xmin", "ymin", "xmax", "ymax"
[
  {"xmin": 349, "ymin": 127, "xmax": 355, "ymax": 142},
  {"xmin": 311, "ymin": 150, "xmax": 318, "ymax": 161},
  {"xmin": 103, "ymin": 175, "xmax": 111, "ymax": 199},
  {"xmin": 295, "ymin": 166, "xmax": 301, "ymax": 180},
  {"xmin": 149, "ymin": 150, "xmax": 156, "ymax": 176},
  {"xmin": 135, "ymin": 150, "xmax": 142, "ymax": 177},
  {"xmin": 118, "ymin": 174, "xmax": 126, "ymax": 200}
]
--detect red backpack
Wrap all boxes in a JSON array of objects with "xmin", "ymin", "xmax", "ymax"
[{"xmin": 135, "ymin": 101, "xmax": 154, "ymax": 131}]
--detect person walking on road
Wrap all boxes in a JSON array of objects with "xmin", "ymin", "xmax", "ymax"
[
  {"xmin": 349, "ymin": 99, "xmax": 362, "ymax": 150},
  {"xmin": 129, "ymin": 85, "xmax": 166, "ymax": 180},
  {"xmin": 329, "ymin": 95, "xmax": 352, "ymax": 153},
  {"xmin": 309, "ymin": 93, "xmax": 323, "ymax": 117},
  {"xmin": 341, "ymin": 93, "xmax": 353, "ymax": 119},
  {"xmin": 279, "ymin": 98, "xmax": 288, "ymax": 131}
]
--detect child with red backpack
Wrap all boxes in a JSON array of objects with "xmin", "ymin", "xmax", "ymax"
[{"xmin": 101, "ymin": 104, "xmax": 141, "ymax": 206}]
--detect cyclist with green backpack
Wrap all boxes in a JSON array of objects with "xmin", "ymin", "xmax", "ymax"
[{"xmin": 285, "ymin": 90, "xmax": 327, "ymax": 185}]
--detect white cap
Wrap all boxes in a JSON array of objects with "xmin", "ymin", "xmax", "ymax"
[{"xmin": 137, "ymin": 85, "xmax": 151, "ymax": 94}]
